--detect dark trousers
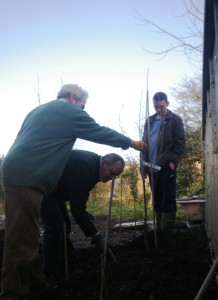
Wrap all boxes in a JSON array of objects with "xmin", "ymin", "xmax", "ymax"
[
  {"xmin": 149, "ymin": 166, "xmax": 177, "ymax": 213},
  {"xmin": 40, "ymin": 196, "xmax": 78, "ymax": 278},
  {"xmin": 1, "ymin": 187, "xmax": 49, "ymax": 300}
]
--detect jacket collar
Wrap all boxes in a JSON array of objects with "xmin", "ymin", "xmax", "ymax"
[{"xmin": 150, "ymin": 109, "xmax": 173, "ymax": 121}]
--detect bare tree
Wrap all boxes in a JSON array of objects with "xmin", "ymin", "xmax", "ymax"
[
  {"xmin": 171, "ymin": 73, "xmax": 202, "ymax": 130},
  {"xmin": 136, "ymin": 0, "xmax": 204, "ymax": 66},
  {"xmin": 32, "ymin": 73, "xmax": 41, "ymax": 106},
  {"xmin": 135, "ymin": 0, "xmax": 204, "ymax": 127}
]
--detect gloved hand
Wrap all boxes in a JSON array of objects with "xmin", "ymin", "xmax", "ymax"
[
  {"xmin": 131, "ymin": 140, "xmax": 147, "ymax": 151},
  {"xmin": 91, "ymin": 232, "xmax": 117, "ymax": 264}
]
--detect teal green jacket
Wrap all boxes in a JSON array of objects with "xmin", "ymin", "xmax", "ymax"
[{"xmin": 1, "ymin": 99, "xmax": 131, "ymax": 195}]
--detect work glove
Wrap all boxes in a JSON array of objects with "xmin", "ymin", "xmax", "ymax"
[
  {"xmin": 91, "ymin": 232, "xmax": 117, "ymax": 264},
  {"xmin": 131, "ymin": 140, "xmax": 147, "ymax": 151}
]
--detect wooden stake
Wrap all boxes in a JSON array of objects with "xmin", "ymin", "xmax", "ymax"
[
  {"xmin": 100, "ymin": 175, "xmax": 116, "ymax": 300},
  {"xmin": 63, "ymin": 222, "xmax": 68, "ymax": 281},
  {"xmin": 142, "ymin": 176, "xmax": 150, "ymax": 250},
  {"xmin": 145, "ymin": 68, "xmax": 158, "ymax": 249}
]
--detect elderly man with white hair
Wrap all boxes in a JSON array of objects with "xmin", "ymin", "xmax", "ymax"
[{"xmin": 0, "ymin": 83, "xmax": 146, "ymax": 300}]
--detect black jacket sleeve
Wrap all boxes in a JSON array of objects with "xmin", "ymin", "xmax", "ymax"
[
  {"xmin": 69, "ymin": 186, "xmax": 97, "ymax": 237},
  {"xmin": 59, "ymin": 150, "xmax": 100, "ymax": 237}
]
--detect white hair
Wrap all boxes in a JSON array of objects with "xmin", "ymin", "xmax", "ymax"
[{"xmin": 57, "ymin": 84, "xmax": 89, "ymax": 102}]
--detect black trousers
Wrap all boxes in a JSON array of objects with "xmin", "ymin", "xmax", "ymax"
[
  {"xmin": 149, "ymin": 166, "xmax": 177, "ymax": 213},
  {"xmin": 40, "ymin": 195, "xmax": 78, "ymax": 278}
]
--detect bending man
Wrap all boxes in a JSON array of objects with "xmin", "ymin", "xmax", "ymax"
[{"xmin": 41, "ymin": 150, "xmax": 125, "ymax": 283}]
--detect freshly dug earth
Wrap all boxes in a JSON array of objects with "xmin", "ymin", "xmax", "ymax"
[{"xmin": 0, "ymin": 216, "xmax": 218, "ymax": 300}]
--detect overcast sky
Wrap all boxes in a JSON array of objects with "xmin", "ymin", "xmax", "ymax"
[{"xmin": 0, "ymin": 0, "xmax": 204, "ymax": 157}]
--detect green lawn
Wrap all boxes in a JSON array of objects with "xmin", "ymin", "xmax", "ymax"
[
  {"xmin": 0, "ymin": 199, "xmax": 186, "ymax": 220},
  {"xmin": 86, "ymin": 202, "xmax": 186, "ymax": 220},
  {"xmin": 86, "ymin": 203, "xmax": 150, "ymax": 220}
]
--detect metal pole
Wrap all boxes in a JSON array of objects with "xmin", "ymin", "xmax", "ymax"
[{"xmin": 195, "ymin": 257, "xmax": 218, "ymax": 300}]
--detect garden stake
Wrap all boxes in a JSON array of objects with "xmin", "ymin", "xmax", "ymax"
[
  {"xmin": 142, "ymin": 175, "xmax": 150, "ymax": 250},
  {"xmin": 100, "ymin": 175, "xmax": 116, "ymax": 300},
  {"xmin": 145, "ymin": 69, "xmax": 158, "ymax": 249},
  {"xmin": 63, "ymin": 222, "xmax": 68, "ymax": 281},
  {"xmin": 150, "ymin": 170, "xmax": 158, "ymax": 249},
  {"xmin": 119, "ymin": 176, "xmax": 123, "ymax": 237},
  {"xmin": 133, "ymin": 189, "xmax": 137, "ymax": 237}
]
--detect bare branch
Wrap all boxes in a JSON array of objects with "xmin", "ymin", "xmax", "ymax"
[
  {"xmin": 32, "ymin": 73, "xmax": 41, "ymax": 106},
  {"xmin": 135, "ymin": 0, "xmax": 203, "ymax": 63}
]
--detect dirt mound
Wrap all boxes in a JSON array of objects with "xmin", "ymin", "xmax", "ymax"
[{"xmin": 0, "ymin": 218, "xmax": 218, "ymax": 299}]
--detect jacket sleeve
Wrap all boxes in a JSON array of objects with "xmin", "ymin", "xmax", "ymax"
[
  {"xmin": 73, "ymin": 110, "xmax": 132, "ymax": 150},
  {"xmin": 70, "ymin": 189, "xmax": 98, "ymax": 237},
  {"xmin": 170, "ymin": 115, "xmax": 186, "ymax": 165},
  {"xmin": 67, "ymin": 164, "xmax": 98, "ymax": 237}
]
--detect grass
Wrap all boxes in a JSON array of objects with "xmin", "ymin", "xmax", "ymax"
[
  {"xmin": 87, "ymin": 203, "xmax": 149, "ymax": 220},
  {"xmin": 0, "ymin": 199, "xmax": 186, "ymax": 220},
  {"xmin": 86, "ymin": 201, "xmax": 186, "ymax": 221}
]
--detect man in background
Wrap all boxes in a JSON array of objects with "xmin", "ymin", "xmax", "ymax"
[
  {"xmin": 41, "ymin": 150, "xmax": 124, "ymax": 283},
  {"xmin": 141, "ymin": 91, "xmax": 185, "ymax": 231}
]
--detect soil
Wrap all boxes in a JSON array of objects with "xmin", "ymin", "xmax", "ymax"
[{"xmin": 1, "ymin": 216, "xmax": 218, "ymax": 300}]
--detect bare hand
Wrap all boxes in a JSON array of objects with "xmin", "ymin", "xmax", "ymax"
[{"xmin": 169, "ymin": 161, "xmax": 175, "ymax": 170}]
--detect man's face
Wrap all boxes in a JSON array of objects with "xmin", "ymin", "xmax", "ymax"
[
  {"xmin": 101, "ymin": 160, "xmax": 124, "ymax": 183},
  {"xmin": 74, "ymin": 99, "xmax": 86, "ymax": 110},
  {"xmin": 153, "ymin": 99, "xmax": 169, "ymax": 117},
  {"xmin": 68, "ymin": 95, "xmax": 86, "ymax": 110}
]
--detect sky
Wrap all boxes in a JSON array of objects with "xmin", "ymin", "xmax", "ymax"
[{"xmin": 0, "ymin": 0, "xmax": 204, "ymax": 157}]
